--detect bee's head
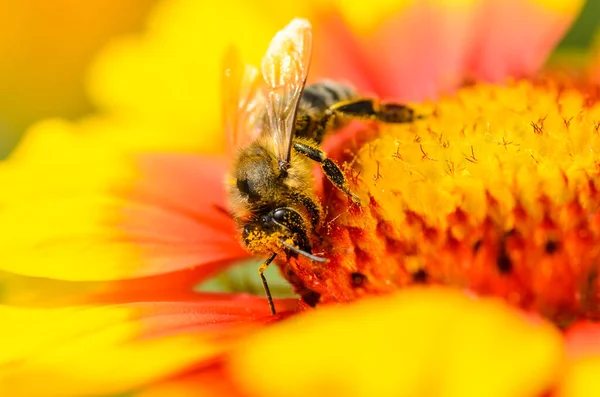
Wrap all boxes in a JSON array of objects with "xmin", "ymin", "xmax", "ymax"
[{"xmin": 241, "ymin": 207, "xmax": 325, "ymax": 263}]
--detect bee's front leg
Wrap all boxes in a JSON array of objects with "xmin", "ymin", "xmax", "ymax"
[
  {"xmin": 259, "ymin": 253, "xmax": 278, "ymax": 315},
  {"xmin": 292, "ymin": 140, "xmax": 360, "ymax": 205}
]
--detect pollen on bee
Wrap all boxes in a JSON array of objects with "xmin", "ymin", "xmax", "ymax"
[{"xmin": 245, "ymin": 230, "xmax": 273, "ymax": 248}]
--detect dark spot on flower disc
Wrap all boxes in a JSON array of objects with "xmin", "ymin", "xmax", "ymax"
[
  {"xmin": 412, "ymin": 269, "xmax": 428, "ymax": 283},
  {"xmin": 545, "ymin": 239, "xmax": 560, "ymax": 254},
  {"xmin": 496, "ymin": 232, "xmax": 514, "ymax": 274},
  {"xmin": 504, "ymin": 228, "xmax": 517, "ymax": 237},
  {"xmin": 496, "ymin": 248, "xmax": 513, "ymax": 274},
  {"xmin": 350, "ymin": 272, "xmax": 367, "ymax": 287},
  {"xmin": 472, "ymin": 239, "xmax": 482, "ymax": 253},
  {"xmin": 302, "ymin": 290, "xmax": 321, "ymax": 307}
]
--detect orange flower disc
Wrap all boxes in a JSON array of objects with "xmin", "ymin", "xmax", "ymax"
[{"xmin": 279, "ymin": 77, "xmax": 600, "ymax": 325}]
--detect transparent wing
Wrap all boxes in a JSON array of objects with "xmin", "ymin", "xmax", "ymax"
[
  {"xmin": 260, "ymin": 18, "xmax": 312, "ymax": 167},
  {"xmin": 221, "ymin": 45, "xmax": 265, "ymax": 159}
]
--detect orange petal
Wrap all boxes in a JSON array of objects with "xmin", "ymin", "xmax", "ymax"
[
  {"xmin": 134, "ymin": 363, "xmax": 248, "ymax": 397},
  {"xmin": 229, "ymin": 287, "xmax": 563, "ymax": 397}
]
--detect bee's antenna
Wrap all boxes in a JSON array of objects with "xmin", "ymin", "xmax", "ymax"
[{"xmin": 280, "ymin": 240, "xmax": 327, "ymax": 263}]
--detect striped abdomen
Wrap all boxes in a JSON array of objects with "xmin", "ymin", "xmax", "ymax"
[{"xmin": 294, "ymin": 80, "xmax": 358, "ymax": 143}]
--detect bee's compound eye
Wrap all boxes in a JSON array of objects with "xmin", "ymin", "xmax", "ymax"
[
  {"xmin": 236, "ymin": 179, "xmax": 251, "ymax": 195},
  {"xmin": 243, "ymin": 225, "xmax": 252, "ymax": 236},
  {"xmin": 273, "ymin": 208, "xmax": 287, "ymax": 222},
  {"xmin": 237, "ymin": 178, "xmax": 261, "ymax": 201}
]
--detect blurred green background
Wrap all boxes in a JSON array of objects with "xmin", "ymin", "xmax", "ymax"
[
  {"xmin": 559, "ymin": 0, "xmax": 599, "ymax": 49},
  {"xmin": 0, "ymin": 0, "xmax": 598, "ymax": 160}
]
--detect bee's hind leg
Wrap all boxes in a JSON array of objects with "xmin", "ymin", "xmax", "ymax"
[
  {"xmin": 302, "ymin": 98, "xmax": 418, "ymax": 143},
  {"xmin": 329, "ymin": 98, "xmax": 417, "ymax": 124},
  {"xmin": 293, "ymin": 140, "xmax": 360, "ymax": 205}
]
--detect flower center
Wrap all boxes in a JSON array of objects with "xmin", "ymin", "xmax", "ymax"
[
  {"xmin": 358, "ymin": 78, "xmax": 600, "ymax": 227},
  {"xmin": 285, "ymin": 78, "xmax": 600, "ymax": 325}
]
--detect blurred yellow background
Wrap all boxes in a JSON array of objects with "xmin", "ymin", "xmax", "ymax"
[
  {"xmin": 0, "ymin": 0, "xmax": 598, "ymax": 159},
  {"xmin": 0, "ymin": 0, "xmax": 158, "ymax": 158}
]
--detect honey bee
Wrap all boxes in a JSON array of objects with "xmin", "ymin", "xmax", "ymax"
[{"xmin": 222, "ymin": 18, "xmax": 417, "ymax": 314}]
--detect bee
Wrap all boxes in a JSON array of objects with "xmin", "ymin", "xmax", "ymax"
[{"xmin": 222, "ymin": 18, "xmax": 417, "ymax": 314}]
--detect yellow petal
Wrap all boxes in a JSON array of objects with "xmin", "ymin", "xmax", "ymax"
[
  {"xmin": 533, "ymin": 0, "xmax": 583, "ymax": 15},
  {"xmin": 0, "ymin": 120, "xmax": 141, "ymax": 280},
  {"xmin": 0, "ymin": 270, "xmax": 111, "ymax": 306},
  {"xmin": 230, "ymin": 288, "xmax": 563, "ymax": 397},
  {"xmin": 0, "ymin": 304, "xmax": 220, "ymax": 397},
  {"xmin": 558, "ymin": 357, "xmax": 600, "ymax": 397},
  {"xmin": 0, "ymin": 119, "xmax": 246, "ymax": 281}
]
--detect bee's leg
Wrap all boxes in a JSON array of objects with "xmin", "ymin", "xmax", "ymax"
[
  {"xmin": 329, "ymin": 98, "xmax": 416, "ymax": 123},
  {"xmin": 303, "ymin": 99, "xmax": 417, "ymax": 142},
  {"xmin": 293, "ymin": 140, "xmax": 360, "ymax": 205},
  {"xmin": 258, "ymin": 253, "xmax": 278, "ymax": 315}
]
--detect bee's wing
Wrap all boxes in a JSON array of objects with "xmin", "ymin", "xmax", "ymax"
[
  {"xmin": 221, "ymin": 45, "xmax": 266, "ymax": 158},
  {"xmin": 260, "ymin": 18, "xmax": 312, "ymax": 166}
]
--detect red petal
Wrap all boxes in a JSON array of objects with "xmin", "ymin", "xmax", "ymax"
[
  {"xmin": 465, "ymin": 0, "xmax": 579, "ymax": 82},
  {"xmin": 360, "ymin": 3, "xmax": 473, "ymax": 101},
  {"xmin": 311, "ymin": 1, "xmax": 581, "ymax": 101},
  {"xmin": 112, "ymin": 153, "xmax": 249, "ymax": 278},
  {"xmin": 311, "ymin": 12, "xmax": 377, "ymax": 94},
  {"xmin": 115, "ymin": 295, "xmax": 299, "ymax": 340},
  {"xmin": 89, "ymin": 262, "xmax": 262, "ymax": 305},
  {"xmin": 564, "ymin": 321, "xmax": 600, "ymax": 359}
]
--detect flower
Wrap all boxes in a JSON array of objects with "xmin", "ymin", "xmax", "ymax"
[
  {"xmin": 1, "ymin": 0, "xmax": 599, "ymax": 396},
  {"xmin": 292, "ymin": 77, "xmax": 600, "ymax": 326}
]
